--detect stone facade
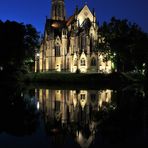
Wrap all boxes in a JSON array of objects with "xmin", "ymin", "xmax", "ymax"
[{"xmin": 35, "ymin": 0, "xmax": 113, "ymax": 73}]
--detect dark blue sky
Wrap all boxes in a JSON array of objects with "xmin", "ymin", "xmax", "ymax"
[{"xmin": 0, "ymin": 0, "xmax": 148, "ymax": 34}]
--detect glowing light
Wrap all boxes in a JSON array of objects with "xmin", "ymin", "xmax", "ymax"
[
  {"xmin": 36, "ymin": 53, "xmax": 40, "ymax": 57},
  {"xmin": 0, "ymin": 66, "xmax": 3, "ymax": 71},
  {"xmin": 77, "ymin": 131, "xmax": 83, "ymax": 142},
  {"xmin": 143, "ymin": 63, "xmax": 146, "ymax": 67},
  {"xmin": 98, "ymin": 90, "xmax": 112, "ymax": 108},
  {"xmin": 73, "ymin": 98, "xmax": 77, "ymax": 108},
  {"xmin": 79, "ymin": 91, "xmax": 87, "ymax": 109},
  {"xmin": 37, "ymin": 101, "xmax": 40, "ymax": 110},
  {"xmin": 21, "ymin": 92, "xmax": 23, "ymax": 97},
  {"xmin": 51, "ymin": 23, "xmax": 60, "ymax": 28}
]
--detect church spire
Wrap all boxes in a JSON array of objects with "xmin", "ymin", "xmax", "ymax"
[{"xmin": 51, "ymin": 0, "xmax": 66, "ymax": 21}]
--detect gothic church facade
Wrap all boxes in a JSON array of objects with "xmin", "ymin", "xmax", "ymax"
[{"xmin": 36, "ymin": 0, "xmax": 112, "ymax": 73}]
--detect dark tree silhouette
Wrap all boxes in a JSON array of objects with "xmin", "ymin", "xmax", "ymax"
[
  {"xmin": 0, "ymin": 84, "xmax": 39, "ymax": 136},
  {"xmin": 0, "ymin": 20, "xmax": 40, "ymax": 79},
  {"xmin": 100, "ymin": 17, "xmax": 148, "ymax": 73}
]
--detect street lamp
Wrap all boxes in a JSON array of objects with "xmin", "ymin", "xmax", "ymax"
[{"xmin": 36, "ymin": 53, "xmax": 40, "ymax": 57}]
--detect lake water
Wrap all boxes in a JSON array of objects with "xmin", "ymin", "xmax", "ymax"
[{"xmin": 0, "ymin": 83, "xmax": 147, "ymax": 147}]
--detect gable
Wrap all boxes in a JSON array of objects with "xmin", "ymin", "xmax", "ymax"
[{"xmin": 77, "ymin": 5, "xmax": 94, "ymax": 26}]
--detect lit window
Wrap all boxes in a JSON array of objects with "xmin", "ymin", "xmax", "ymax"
[{"xmin": 81, "ymin": 58, "xmax": 85, "ymax": 66}]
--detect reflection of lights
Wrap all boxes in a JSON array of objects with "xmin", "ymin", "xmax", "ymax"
[
  {"xmin": 76, "ymin": 130, "xmax": 94, "ymax": 148},
  {"xmin": 98, "ymin": 90, "xmax": 112, "ymax": 108},
  {"xmin": 46, "ymin": 89, "xmax": 49, "ymax": 98},
  {"xmin": 37, "ymin": 101, "xmax": 40, "ymax": 110},
  {"xmin": 55, "ymin": 90, "xmax": 61, "ymax": 101},
  {"xmin": 51, "ymin": 128, "xmax": 59, "ymax": 133},
  {"xmin": 99, "ymin": 100, "xmax": 102, "ymax": 107},
  {"xmin": 142, "ymin": 91, "xmax": 145, "ymax": 97},
  {"xmin": 80, "ymin": 99, "xmax": 87, "ymax": 110},
  {"xmin": 80, "ymin": 92, "xmax": 87, "ymax": 109},
  {"xmin": 112, "ymin": 106, "xmax": 116, "ymax": 110},
  {"xmin": 21, "ymin": 92, "xmax": 23, "ymax": 97},
  {"xmin": 0, "ymin": 66, "xmax": 3, "ymax": 71},
  {"xmin": 73, "ymin": 98, "xmax": 77, "ymax": 108},
  {"xmin": 77, "ymin": 131, "xmax": 83, "ymax": 142},
  {"xmin": 37, "ymin": 88, "xmax": 115, "ymax": 147}
]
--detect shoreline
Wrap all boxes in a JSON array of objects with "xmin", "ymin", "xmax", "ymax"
[
  {"xmin": 23, "ymin": 72, "xmax": 143, "ymax": 86},
  {"xmin": 0, "ymin": 72, "xmax": 145, "ymax": 90}
]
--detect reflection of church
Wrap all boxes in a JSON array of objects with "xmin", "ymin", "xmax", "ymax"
[
  {"xmin": 35, "ymin": 89, "xmax": 112, "ymax": 147},
  {"xmin": 35, "ymin": 0, "xmax": 112, "ymax": 73}
]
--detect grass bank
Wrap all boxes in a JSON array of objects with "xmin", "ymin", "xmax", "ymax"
[{"xmin": 22, "ymin": 72, "xmax": 142, "ymax": 88}]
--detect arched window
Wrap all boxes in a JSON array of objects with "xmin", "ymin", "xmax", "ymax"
[
  {"xmin": 81, "ymin": 58, "xmax": 85, "ymax": 66},
  {"xmin": 55, "ymin": 46, "xmax": 60, "ymax": 57},
  {"xmin": 74, "ymin": 59, "xmax": 77, "ymax": 66},
  {"xmin": 82, "ymin": 34, "xmax": 86, "ymax": 50},
  {"xmin": 91, "ymin": 57, "xmax": 96, "ymax": 66}
]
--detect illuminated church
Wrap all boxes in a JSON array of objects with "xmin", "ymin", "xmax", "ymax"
[{"xmin": 36, "ymin": 0, "xmax": 112, "ymax": 73}]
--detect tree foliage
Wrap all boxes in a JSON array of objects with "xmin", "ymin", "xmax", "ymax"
[
  {"xmin": 0, "ymin": 20, "xmax": 40, "ymax": 74},
  {"xmin": 100, "ymin": 17, "xmax": 148, "ymax": 73}
]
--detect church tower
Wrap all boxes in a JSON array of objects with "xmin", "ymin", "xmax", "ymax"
[
  {"xmin": 51, "ymin": 0, "xmax": 66, "ymax": 20},
  {"xmin": 37, "ymin": 1, "xmax": 113, "ymax": 73}
]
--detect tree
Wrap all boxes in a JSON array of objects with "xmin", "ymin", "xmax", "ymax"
[
  {"xmin": 24, "ymin": 24, "xmax": 40, "ymax": 72},
  {"xmin": 128, "ymin": 24, "xmax": 148, "ymax": 73},
  {"xmin": 0, "ymin": 20, "xmax": 40, "ymax": 77},
  {"xmin": 100, "ymin": 17, "xmax": 148, "ymax": 73}
]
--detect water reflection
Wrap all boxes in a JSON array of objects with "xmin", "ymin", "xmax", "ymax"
[
  {"xmin": 0, "ymin": 85, "xmax": 39, "ymax": 136},
  {"xmin": 35, "ymin": 89, "xmax": 114, "ymax": 147},
  {"xmin": 0, "ymin": 84, "xmax": 147, "ymax": 147}
]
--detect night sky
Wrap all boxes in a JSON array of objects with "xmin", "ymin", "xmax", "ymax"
[{"xmin": 0, "ymin": 0, "xmax": 148, "ymax": 34}]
